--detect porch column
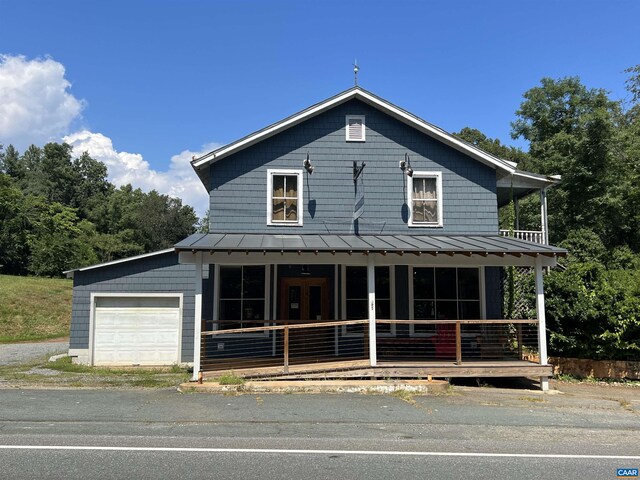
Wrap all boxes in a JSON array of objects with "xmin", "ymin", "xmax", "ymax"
[
  {"xmin": 367, "ymin": 254, "xmax": 377, "ymax": 367},
  {"xmin": 540, "ymin": 188, "xmax": 549, "ymax": 245},
  {"xmin": 192, "ymin": 252, "xmax": 203, "ymax": 381},
  {"xmin": 514, "ymin": 197, "xmax": 520, "ymax": 231},
  {"xmin": 534, "ymin": 256, "xmax": 549, "ymax": 391}
]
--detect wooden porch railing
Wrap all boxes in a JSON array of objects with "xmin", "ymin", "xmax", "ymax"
[
  {"xmin": 499, "ymin": 229, "xmax": 545, "ymax": 244},
  {"xmin": 202, "ymin": 319, "xmax": 369, "ymax": 373},
  {"xmin": 200, "ymin": 319, "xmax": 540, "ymax": 375}
]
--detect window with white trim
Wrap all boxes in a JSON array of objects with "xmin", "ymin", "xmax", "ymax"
[
  {"xmin": 408, "ymin": 172, "xmax": 443, "ymax": 227},
  {"xmin": 346, "ymin": 115, "xmax": 365, "ymax": 142},
  {"xmin": 343, "ymin": 266, "xmax": 393, "ymax": 335},
  {"xmin": 219, "ymin": 265, "xmax": 267, "ymax": 330},
  {"xmin": 267, "ymin": 169, "xmax": 303, "ymax": 226},
  {"xmin": 411, "ymin": 267, "xmax": 480, "ymax": 335}
]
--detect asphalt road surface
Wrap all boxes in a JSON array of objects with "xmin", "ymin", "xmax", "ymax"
[{"xmin": 0, "ymin": 385, "xmax": 638, "ymax": 479}]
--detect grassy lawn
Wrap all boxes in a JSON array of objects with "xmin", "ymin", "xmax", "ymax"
[
  {"xmin": 0, "ymin": 274, "xmax": 72, "ymax": 343},
  {"xmin": 0, "ymin": 355, "xmax": 191, "ymax": 389}
]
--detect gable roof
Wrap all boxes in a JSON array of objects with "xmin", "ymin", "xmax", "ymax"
[{"xmin": 191, "ymin": 86, "xmax": 518, "ymax": 187}]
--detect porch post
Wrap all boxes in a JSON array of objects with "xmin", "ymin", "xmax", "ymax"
[
  {"xmin": 367, "ymin": 254, "xmax": 377, "ymax": 367},
  {"xmin": 534, "ymin": 256, "xmax": 549, "ymax": 391},
  {"xmin": 540, "ymin": 188, "xmax": 549, "ymax": 245},
  {"xmin": 192, "ymin": 252, "xmax": 203, "ymax": 381},
  {"xmin": 514, "ymin": 197, "xmax": 520, "ymax": 231}
]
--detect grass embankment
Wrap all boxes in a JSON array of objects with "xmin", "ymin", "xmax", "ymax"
[{"xmin": 0, "ymin": 274, "xmax": 72, "ymax": 342}]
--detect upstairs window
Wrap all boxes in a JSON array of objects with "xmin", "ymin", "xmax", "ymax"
[
  {"xmin": 346, "ymin": 115, "xmax": 365, "ymax": 142},
  {"xmin": 408, "ymin": 172, "xmax": 443, "ymax": 227},
  {"xmin": 267, "ymin": 169, "xmax": 303, "ymax": 226}
]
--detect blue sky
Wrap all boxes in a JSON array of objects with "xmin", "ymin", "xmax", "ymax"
[{"xmin": 1, "ymin": 0, "xmax": 638, "ymax": 215}]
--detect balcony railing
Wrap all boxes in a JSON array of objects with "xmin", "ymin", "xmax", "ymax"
[{"xmin": 499, "ymin": 229, "xmax": 545, "ymax": 244}]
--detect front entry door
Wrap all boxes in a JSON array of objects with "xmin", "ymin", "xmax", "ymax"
[{"xmin": 280, "ymin": 278, "xmax": 332, "ymax": 358}]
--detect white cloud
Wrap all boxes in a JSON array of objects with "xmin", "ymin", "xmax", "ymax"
[
  {"xmin": 64, "ymin": 130, "xmax": 216, "ymax": 217},
  {"xmin": 0, "ymin": 54, "xmax": 214, "ymax": 218},
  {"xmin": 0, "ymin": 55, "xmax": 84, "ymax": 148}
]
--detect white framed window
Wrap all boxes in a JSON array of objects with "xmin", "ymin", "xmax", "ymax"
[
  {"xmin": 346, "ymin": 115, "xmax": 365, "ymax": 142},
  {"xmin": 408, "ymin": 172, "xmax": 443, "ymax": 227},
  {"xmin": 341, "ymin": 265, "xmax": 395, "ymax": 337},
  {"xmin": 267, "ymin": 169, "xmax": 303, "ymax": 226},
  {"xmin": 409, "ymin": 267, "xmax": 482, "ymax": 336}
]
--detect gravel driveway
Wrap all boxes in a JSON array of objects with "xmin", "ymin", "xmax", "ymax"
[{"xmin": 0, "ymin": 340, "xmax": 68, "ymax": 366}]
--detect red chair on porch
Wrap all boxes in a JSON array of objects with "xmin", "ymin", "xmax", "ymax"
[{"xmin": 435, "ymin": 323, "xmax": 456, "ymax": 359}]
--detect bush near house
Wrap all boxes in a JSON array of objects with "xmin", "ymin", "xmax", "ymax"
[{"xmin": 545, "ymin": 257, "xmax": 640, "ymax": 361}]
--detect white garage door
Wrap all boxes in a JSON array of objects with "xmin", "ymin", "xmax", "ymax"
[{"xmin": 93, "ymin": 296, "xmax": 181, "ymax": 366}]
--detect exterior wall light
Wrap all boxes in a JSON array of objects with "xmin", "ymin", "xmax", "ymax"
[
  {"xmin": 303, "ymin": 152, "xmax": 314, "ymax": 174},
  {"xmin": 399, "ymin": 153, "xmax": 413, "ymax": 177}
]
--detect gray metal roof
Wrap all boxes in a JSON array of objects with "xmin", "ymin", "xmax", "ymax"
[{"xmin": 175, "ymin": 233, "xmax": 567, "ymax": 257}]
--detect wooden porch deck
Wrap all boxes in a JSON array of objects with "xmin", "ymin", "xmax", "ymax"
[{"xmin": 202, "ymin": 357, "xmax": 552, "ymax": 381}]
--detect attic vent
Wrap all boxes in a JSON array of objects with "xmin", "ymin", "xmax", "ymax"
[{"xmin": 346, "ymin": 115, "xmax": 365, "ymax": 142}]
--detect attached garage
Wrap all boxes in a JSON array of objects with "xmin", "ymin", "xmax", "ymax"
[{"xmin": 91, "ymin": 295, "xmax": 182, "ymax": 366}]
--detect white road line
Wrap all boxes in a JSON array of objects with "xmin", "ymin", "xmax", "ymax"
[{"xmin": 0, "ymin": 445, "xmax": 638, "ymax": 460}]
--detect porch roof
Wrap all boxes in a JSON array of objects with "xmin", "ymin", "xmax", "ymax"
[{"xmin": 174, "ymin": 233, "xmax": 567, "ymax": 257}]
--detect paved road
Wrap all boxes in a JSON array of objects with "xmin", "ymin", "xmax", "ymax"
[
  {"xmin": 0, "ymin": 339, "xmax": 68, "ymax": 365},
  {"xmin": 0, "ymin": 386, "xmax": 638, "ymax": 479}
]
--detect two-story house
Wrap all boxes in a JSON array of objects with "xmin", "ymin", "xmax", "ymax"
[{"xmin": 66, "ymin": 87, "xmax": 566, "ymax": 390}]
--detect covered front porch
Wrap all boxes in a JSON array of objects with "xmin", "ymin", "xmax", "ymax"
[
  {"xmin": 176, "ymin": 233, "xmax": 566, "ymax": 390},
  {"xmin": 199, "ymin": 318, "xmax": 551, "ymax": 381}
]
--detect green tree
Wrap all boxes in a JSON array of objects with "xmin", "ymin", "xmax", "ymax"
[
  {"xmin": 24, "ymin": 197, "xmax": 96, "ymax": 276},
  {"xmin": 133, "ymin": 190, "xmax": 197, "ymax": 251},
  {"xmin": 511, "ymin": 77, "xmax": 622, "ymax": 247},
  {"xmin": 39, "ymin": 142, "xmax": 79, "ymax": 205},
  {"xmin": 0, "ymin": 145, "xmax": 23, "ymax": 179},
  {"xmin": 90, "ymin": 231, "xmax": 144, "ymax": 263},
  {"xmin": 72, "ymin": 151, "xmax": 114, "ymax": 219},
  {"xmin": 614, "ymin": 64, "xmax": 640, "ymax": 251},
  {"xmin": 0, "ymin": 174, "xmax": 29, "ymax": 274},
  {"xmin": 96, "ymin": 184, "xmax": 197, "ymax": 254},
  {"xmin": 196, "ymin": 209, "xmax": 210, "ymax": 233},
  {"xmin": 455, "ymin": 127, "xmax": 531, "ymax": 166}
]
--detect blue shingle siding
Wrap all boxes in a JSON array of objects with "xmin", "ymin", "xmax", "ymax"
[
  {"xmin": 209, "ymin": 99, "xmax": 498, "ymax": 234},
  {"xmin": 70, "ymin": 252, "xmax": 197, "ymax": 363}
]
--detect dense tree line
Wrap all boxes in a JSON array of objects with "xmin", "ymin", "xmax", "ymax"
[
  {"xmin": 456, "ymin": 66, "xmax": 640, "ymax": 361},
  {"xmin": 0, "ymin": 143, "xmax": 198, "ymax": 276}
]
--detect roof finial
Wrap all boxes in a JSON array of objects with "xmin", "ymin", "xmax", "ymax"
[{"xmin": 353, "ymin": 60, "xmax": 359, "ymax": 87}]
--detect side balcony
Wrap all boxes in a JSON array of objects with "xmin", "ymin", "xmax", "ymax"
[{"xmin": 499, "ymin": 229, "xmax": 546, "ymax": 244}]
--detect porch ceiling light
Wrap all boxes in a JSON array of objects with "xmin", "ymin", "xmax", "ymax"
[
  {"xmin": 303, "ymin": 152, "xmax": 314, "ymax": 174},
  {"xmin": 399, "ymin": 153, "xmax": 413, "ymax": 177}
]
